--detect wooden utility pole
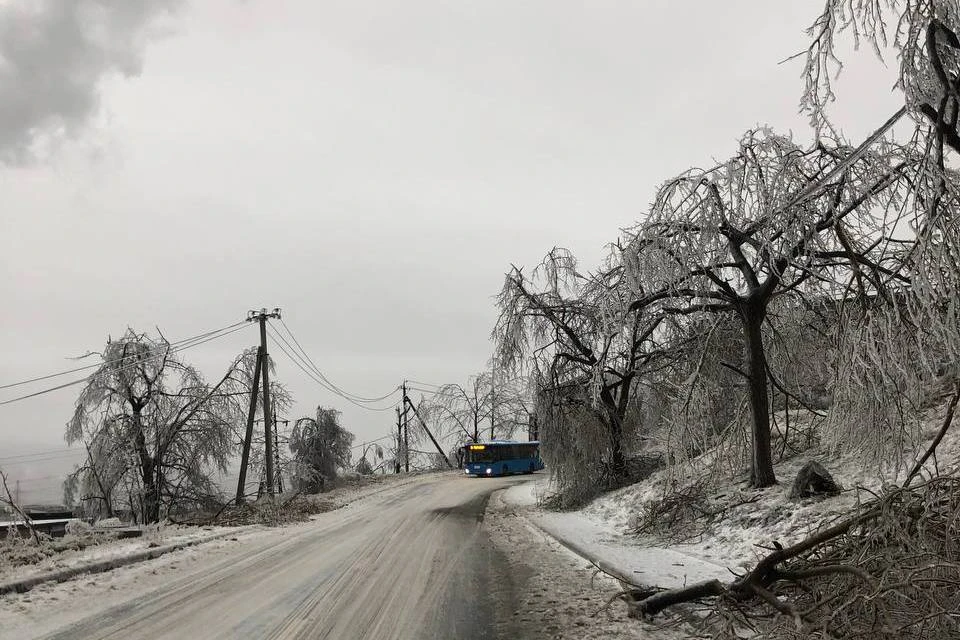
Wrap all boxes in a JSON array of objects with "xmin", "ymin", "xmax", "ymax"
[
  {"xmin": 236, "ymin": 345, "xmax": 263, "ymax": 505},
  {"xmin": 248, "ymin": 308, "xmax": 281, "ymax": 498},
  {"xmin": 394, "ymin": 406, "xmax": 402, "ymax": 474},
  {"xmin": 273, "ymin": 412, "xmax": 289, "ymax": 494},
  {"xmin": 402, "ymin": 382, "xmax": 410, "ymax": 473}
]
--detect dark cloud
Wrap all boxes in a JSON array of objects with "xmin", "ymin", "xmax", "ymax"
[{"xmin": 0, "ymin": 0, "xmax": 181, "ymax": 164}]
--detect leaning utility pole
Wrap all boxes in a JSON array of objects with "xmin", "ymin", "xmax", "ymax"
[
  {"xmin": 247, "ymin": 308, "xmax": 281, "ymax": 498},
  {"xmin": 236, "ymin": 345, "xmax": 263, "ymax": 505},
  {"xmin": 402, "ymin": 381, "xmax": 410, "ymax": 473},
  {"xmin": 403, "ymin": 391, "xmax": 454, "ymax": 469}
]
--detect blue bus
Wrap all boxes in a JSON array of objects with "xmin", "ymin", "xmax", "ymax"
[{"xmin": 462, "ymin": 441, "xmax": 544, "ymax": 476}]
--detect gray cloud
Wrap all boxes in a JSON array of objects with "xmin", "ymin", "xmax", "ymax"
[{"xmin": 0, "ymin": 0, "xmax": 181, "ymax": 164}]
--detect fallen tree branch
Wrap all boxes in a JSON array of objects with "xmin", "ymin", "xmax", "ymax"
[
  {"xmin": 634, "ymin": 579, "xmax": 726, "ymax": 617},
  {"xmin": 903, "ymin": 379, "xmax": 960, "ymax": 488},
  {"xmin": 631, "ymin": 477, "xmax": 960, "ymax": 638}
]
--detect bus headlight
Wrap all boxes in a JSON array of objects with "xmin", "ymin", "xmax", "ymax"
[
  {"xmin": 464, "ymin": 469, "xmax": 470, "ymax": 474},
  {"xmin": 486, "ymin": 468, "xmax": 492, "ymax": 474}
]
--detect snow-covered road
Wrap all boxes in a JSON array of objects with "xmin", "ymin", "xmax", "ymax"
[{"xmin": 25, "ymin": 474, "xmax": 529, "ymax": 640}]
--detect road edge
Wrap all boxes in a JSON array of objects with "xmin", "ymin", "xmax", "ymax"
[
  {"xmin": 491, "ymin": 484, "xmax": 644, "ymax": 588},
  {"xmin": 0, "ymin": 529, "xmax": 245, "ymax": 596},
  {"xmin": 523, "ymin": 517, "xmax": 644, "ymax": 587}
]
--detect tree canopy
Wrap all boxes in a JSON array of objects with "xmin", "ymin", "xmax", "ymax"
[{"xmin": 289, "ymin": 406, "xmax": 354, "ymax": 493}]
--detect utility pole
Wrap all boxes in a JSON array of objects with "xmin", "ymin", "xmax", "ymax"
[
  {"xmin": 247, "ymin": 307, "xmax": 281, "ymax": 498},
  {"xmin": 404, "ymin": 394, "xmax": 454, "ymax": 469},
  {"xmin": 273, "ymin": 411, "xmax": 289, "ymax": 494},
  {"xmin": 394, "ymin": 406, "xmax": 402, "ymax": 474},
  {"xmin": 402, "ymin": 381, "xmax": 410, "ymax": 473},
  {"xmin": 236, "ymin": 345, "xmax": 263, "ymax": 505}
]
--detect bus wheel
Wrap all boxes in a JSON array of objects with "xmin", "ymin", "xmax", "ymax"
[
  {"xmin": 524, "ymin": 462, "xmax": 534, "ymax": 474},
  {"xmin": 502, "ymin": 464, "xmax": 508, "ymax": 476}
]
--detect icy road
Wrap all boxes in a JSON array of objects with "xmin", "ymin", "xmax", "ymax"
[{"xmin": 39, "ymin": 474, "xmax": 529, "ymax": 640}]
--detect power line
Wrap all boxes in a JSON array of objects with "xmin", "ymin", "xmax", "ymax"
[
  {"xmin": 265, "ymin": 329, "xmax": 398, "ymax": 413},
  {"xmin": 406, "ymin": 385, "xmax": 442, "ymax": 396},
  {"xmin": 350, "ymin": 434, "xmax": 395, "ymax": 450},
  {"xmin": 268, "ymin": 329, "xmax": 393, "ymax": 411},
  {"xmin": 405, "ymin": 380, "xmax": 444, "ymax": 389},
  {"xmin": 0, "ymin": 447, "xmax": 78, "ymax": 462},
  {"xmin": 264, "ymin": 326, "xmax": 341, "ymax": 396},
  {"xmin": 274, "ymin": 318, "xmax": 400, "ymax": 403},
  {"xmin": 0, "ymin": 320, "xmax": 248, "ymax": 391},
  {"xmin": 0, "ymin": 322, "xmax": 253, "ymax": 408},
  {"xmin": 0, "ymin": 376, "xmax": 92, "ymax": 407},
  {"xmin": 0, "ymin": 450, "xmax": 86, "ymax": 465}
]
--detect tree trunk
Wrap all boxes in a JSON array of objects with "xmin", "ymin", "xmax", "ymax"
[
  {"xmin": 600, "ymin": 388, "xmax": 627, "ymax": 480},
  {"xmin": 740, "ymin": 301, "xmax": 777, "ymax": 488},
  {"xmin": 610, "ymin": 418, "xmax": 626, "ymax": 479},
  {"xmin": 132, "ymin": 409, "xmax": 160, "ymax": 522}
]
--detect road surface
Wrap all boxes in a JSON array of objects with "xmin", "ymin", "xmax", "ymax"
[{"xmin": 40, "ymin": 474, "xmax": 530, "ymax": 640}]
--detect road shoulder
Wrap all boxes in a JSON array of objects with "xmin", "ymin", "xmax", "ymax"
[{"xmin": 485, "ymin": 485, "xmax": 690, "ymax": 640}]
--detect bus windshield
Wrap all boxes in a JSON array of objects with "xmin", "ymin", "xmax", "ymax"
[{"xmin": 466, "ymin": 448, "xmax": 498, "ymax": 463}]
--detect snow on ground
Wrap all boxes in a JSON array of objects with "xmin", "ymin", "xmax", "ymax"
[
  {"xmin": 0, "ymin": 470, "xmax": 427, "ymax": 588},
  {"xmin": 487, "ymin": 489, "xmax": 693, "ymax": 639},
  {"xmin": 504, "ymin": 401, "xmax": 960, "ymax": 592},
  {"xmin": 0, "ymin": 523, "xmax": 243, "ymax": 585},
  {"xmin": 503, "ymin": 479, "xmax": 730, "ymax": 590},
  {"xmin": 0, "ymin": 526, "xmax": 280, "ymax": 638},
  {"xmin": 0, "ymin": 471, "xmax": 447, "ymax": 638}
]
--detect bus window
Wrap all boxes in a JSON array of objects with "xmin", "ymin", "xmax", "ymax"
[{"xmin": 466, "ymin": 447, "xmax": 496, "ymax": 463}]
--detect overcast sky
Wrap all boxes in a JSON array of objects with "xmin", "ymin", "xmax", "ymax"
[{"xmin": 0, "ymin": 0, "xmax": 901, "ymax": 500}]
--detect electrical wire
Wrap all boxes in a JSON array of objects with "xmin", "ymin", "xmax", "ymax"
[
  {"xmin": 274, "ymin": 318, "xmax": 401, "ymax": 404},
  {"xmin": 350, "ymin": 434, "xmax": 395, "ymax": 450},
  {"xmin": 263, "ymin": 326, "xmax": 342, "ymax": 397},
  {"xmin": 0, "ymin": 320, "xmax": 248, "ymax": 391},
  {"xmin": 0, "ymin": 322, "xmax": 253, "ymax": 408},
  {"xmin": 0, "ymin": 449, "xmax": 86, "ymax": 465},
  {"xmin": 405, "ymin": 379, "xmax": 444, "ymax": 389},
  {"xmin": 264, "ymin": 328, "xmax": 399, "ymax": 413},
  {"xmin": 406, "ymin": 385, "xmax": 442, "ymax": 396},
  {"xmin": 0, "ymin": 448, "xmax": 79, "ymax": 462}
]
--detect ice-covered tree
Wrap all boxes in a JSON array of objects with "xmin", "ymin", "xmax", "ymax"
[
  {"xmin": 66, "ymin": 330, "xmax": 239, "ymax": 522},
  {"xmin": 495, "ymin": 248, "xmax": 666, "ymax": 487},
  {"xmin": 624, "ymin": 129, "xmax": 924, "ymax": 487},
  {"xmin": 289, "ymin": 407, "xmax": 354, "ymax": 493},
  {"xmin": 423, "ymin": 372, "xmax": 530, "ymax": 446},
  {"xmin": 425, "ymin": 375, "xmax": 492, "ymax": 445},
  {"xmin": 801, "ymin": 1, "xmax": 960, "ymax": 132}
]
